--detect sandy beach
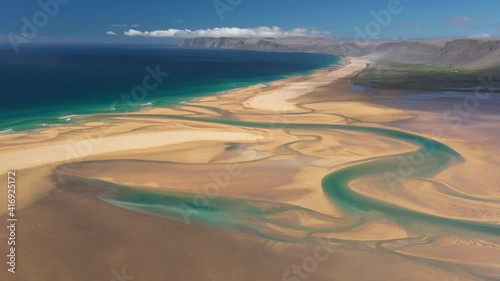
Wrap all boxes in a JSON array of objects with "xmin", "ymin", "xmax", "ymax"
[
  {"xmin": 246, "ymin": 58, "xmax": 370, "ymax": 111},
  {"xmin": 0, "ymin": 130, "xmax": 264, "ymax": 175},
  {"xmin": 1, "ymin": 58, "xmax": 498, "ymax": 281}
]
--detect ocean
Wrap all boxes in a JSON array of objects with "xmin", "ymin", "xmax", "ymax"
[{"xmin": 0, "ymin": 44, "xmax": 340, "ymax": 133}]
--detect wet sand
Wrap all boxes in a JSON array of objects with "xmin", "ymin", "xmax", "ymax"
[{"xmin": 0, "ymin": 58, "xmax": 498, "ymax": 281}]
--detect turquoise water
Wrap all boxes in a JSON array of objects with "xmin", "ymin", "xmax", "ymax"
[
  {"xmin": 0, "ymin": 44, "xmax": 340, "ymax": 133},
  {"xmin": 67, "ymin": 112, "xmax": 500, "ymax": 238}
]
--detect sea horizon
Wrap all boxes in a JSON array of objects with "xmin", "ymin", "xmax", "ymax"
[
  {"xmin": 3, "ymin": 1, "xmax": 499, "ymax": 280},
  {"xmin": 0, "ymin": 44, "xmax": 341, "ymax": 133}
]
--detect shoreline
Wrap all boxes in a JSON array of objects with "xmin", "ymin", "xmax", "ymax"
[
  {"xmin": 0, "ymin": 57, "xmax": 355, "ymax": 174},
  {"xmin": 245, "ymin": 58, "xmax": 368, "ymax": 111},
  {"xmin": 1, "ymin": 54, "xmax": 499, "ymax": 281},
  {"xmin": 0, "ymin": 130, "xmax": 264, "ymax": 175},
  {"xmin": 0, "ymin": 57, "xmax": 368, "ymax": 217},
  {"xmin": 1, "ymin": 54, "xmax": 343, "ymax": 135},
  {"xmin": 185, "ymin": 56, "xmax": 349, "ymax": 101}
]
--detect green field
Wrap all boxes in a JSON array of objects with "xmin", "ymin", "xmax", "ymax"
[{"xmin": 356, "ymin": 62, "xmax": 500, "ymax": 92}]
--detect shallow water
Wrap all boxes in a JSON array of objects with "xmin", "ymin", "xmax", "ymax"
[
  {"xmin": 53, "ymin": 96, "xmax": 500, "ymax": 280},
  {"xmin": 0, "ymin": 44, "xmax": 340, "ymax": 132},
  {"xmin": 73, "ymin": 115, "xmax": 499, "ymax": 240}
]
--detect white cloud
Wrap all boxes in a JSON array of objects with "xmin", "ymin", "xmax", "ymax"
[
  {"xmin": 124, "ymin": 26, "xmax": 329, "ymax": 38},
  {"xmin": 111, "ymin": 24, "xmax": 140, "ymax": 28},
  {"xmin": 448, "ymin": 16, "xmax": 476, "ymax": 29},
  {"xmin": 106, "ymin": 31, "xmax": 117, "ymax": 36},
  {"xmin": 449, "ymin": 16, "xmax": 472, "ymax": 26},
  {"xmin": 468, "ymin": 33, "xmax": 492, "ymax": 38}
]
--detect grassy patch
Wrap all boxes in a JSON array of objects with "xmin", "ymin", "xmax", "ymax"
[{"xmin": 356, "ymin": 62, "xmax": 500, "ymax": 92}]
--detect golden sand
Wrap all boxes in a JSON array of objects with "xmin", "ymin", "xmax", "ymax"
[{"xmin": 0, "ymin": 58, "xmax": 498, "ymax": 281}]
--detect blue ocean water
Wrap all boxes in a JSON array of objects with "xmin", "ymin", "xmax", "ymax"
[{"xmin": 0, "ymin": 44, "xmax": 340, "ymax": 133}]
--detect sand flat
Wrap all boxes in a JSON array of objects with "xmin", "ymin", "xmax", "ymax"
[
  {"xmin": 0, "ymin": 130, "xmax": 264, "ymax": 174},
  {"xmin": 0, "ymin": 56, "xmax": 498, "ymax": 281},
  {"xmin": 245, "ymin": 58, "xmax": 370, "ymax": 111}
]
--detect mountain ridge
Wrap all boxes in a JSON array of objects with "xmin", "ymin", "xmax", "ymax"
[{"xmin": 179, "ymin": 37, "xmax": 500, "ymax": 69}]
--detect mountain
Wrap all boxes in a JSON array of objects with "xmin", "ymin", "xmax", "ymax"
[{"xmin": 179, "ymin": 37, "xmax": 500, "ymax": 69}]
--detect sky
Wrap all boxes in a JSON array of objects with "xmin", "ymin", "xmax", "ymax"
[{"xmin": 1, "ymin": 0, "xmax": 499, "ymax": 44}]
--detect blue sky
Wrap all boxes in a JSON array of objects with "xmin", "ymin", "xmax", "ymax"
[{"xmin": 1, "ymin": 0, "xmax": 499, "ymax": 43}]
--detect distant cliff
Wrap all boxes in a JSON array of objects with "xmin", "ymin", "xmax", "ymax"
[
  {"xmin": 178, "ymin": 37, "xmax": 375, "ymax": 56},
  {"xmin": 179, "ymin": 37, "xmax": 500, "ymax": 69}
]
